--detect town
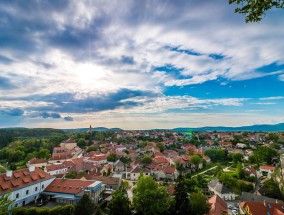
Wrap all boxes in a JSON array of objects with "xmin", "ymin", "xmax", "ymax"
[{"xmin": 0, "ymin": 127, "xmax": 284, "ymax": 215}]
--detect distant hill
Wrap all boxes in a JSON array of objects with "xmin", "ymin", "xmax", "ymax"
[
  {"xmin": 173, "ymin": 123, "xmax": 284, "ymax": 132},
  {"xmin": 63, "ymin": 127, "xmax": 123, "ymax": 132}
]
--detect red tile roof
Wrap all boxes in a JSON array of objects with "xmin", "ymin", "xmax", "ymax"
[
  {"xmin": 208, "ymin": 194, "xmax": 228, "ymax": 215},
  {"xmin": 44, "ymin": 178, "xmax": 95, "ymax": 194},
  {"xmin": 28, "ymin": 158, "xmax": 46, "ymax": 164},
  {"xmin": 240, "ymin": 201, "xmax": 284, "ymax": 215},
  {"xmin": 260, "ymin": 165, "xmax": 275, "ymax": 171},
  {"xmin": 0, "ymin": 167, "xmax": 54, "ymax": 195}
]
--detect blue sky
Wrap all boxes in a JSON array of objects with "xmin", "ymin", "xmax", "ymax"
[{"xmin": 1, "ymin": 0, "xmax": 284, "ymax": 129}]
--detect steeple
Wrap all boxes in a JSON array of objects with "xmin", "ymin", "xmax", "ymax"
[{"xmin": 88, "ymin": 124, "xmax": 92, "ymax": 134}]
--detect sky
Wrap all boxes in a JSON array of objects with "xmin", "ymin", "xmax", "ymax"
[{"xmin": 1, "ymin": 0, "xmax": 284, "ymax": 130}]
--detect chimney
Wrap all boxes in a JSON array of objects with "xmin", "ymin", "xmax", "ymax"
[
  {"xmin": 6, "ymin": 170, "xmax": 12, "ymax": 177},
  {"xmin": 29, "ymin": 166, "xmax": 35, "ymax": 172},
  {"xmin": 264, "ymin": 200, "xmax": 266, "ymax": 207}
]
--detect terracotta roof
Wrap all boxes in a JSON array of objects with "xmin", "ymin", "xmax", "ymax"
[
  {"xmin": 0, "ymin": 167, "xmax": 54, "ymax": 195},
  {"xmin": 162, "ymin": 167, "xmax": 176, "ymax": 174},
  {"xmin": 92, "ymin": 176, "xmax": 120, "ymax": 185},
  {"xmin": 44, "ymin": 178, "xmax": 96, "ymax": 194},
  {"xmin": 28, "ymin": 158, "xmax": 46, "ymax": 164},
  {"xmin": 208, "ymin": 194, "xmax": 228, "ymax": 215},
  {"xmin": 240, "ymin": 201, "xmax": 284, "ymax": 215},
  {"xmin": 82, "ymin": 169, "xmax": 102, "ymax": 180},
  {"xmin": 260, "ymin": 165, "xmax": 275, "ymax": 171},
  {"xmin": 49, "ymin": 152, "xmax": 73, "ymax": 160},
  {"xmin": 153, "ymin": 156, "xmax": 169, "ymax": 164}
]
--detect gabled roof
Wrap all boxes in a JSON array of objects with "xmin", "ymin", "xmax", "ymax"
[
  {"xmin": 240, "ymin": 201, "xmax": 284, "ymax": 215},
  {"xmin": 0, "ymin": 167, "xmax": 54, "ymax": 195},
  {"xmin": 44, "ymin": 178, "xmax": 96, "ymax": 195},
  {"xmin": 208, "ymin": 194, "xmax": 228, "ymax": 215}
]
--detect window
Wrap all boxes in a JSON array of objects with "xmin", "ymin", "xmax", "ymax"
[
  {"xmin": 16, "ymin": 193, "xmax": 19, "ymax": 198},
  {"xmin": 35, "ymin": 187, "xmax": 38, "ymax": 191},
  {"xmin": 26, "ymin": 190, "xmax": 29, "ymax": 195},
  {"xmin": 42, "ymin": 184, "xmax": 44, "ymax": 189}
]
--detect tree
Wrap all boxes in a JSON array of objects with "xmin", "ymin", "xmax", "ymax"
[
  {"xmin": 108, "ymin": 190, "xmax": 131, "ymax": 215},
  {"xmin": 77, "ymin": 138, "xmax": 87, "ymax": 148},
  {"xmin": 0, "ymin": 193, "xmax": 13, "ymax": 215},
  {"xmin": 141, "ymin": 156, "xmax": 153, "ymax": 165},
  {"xmin": 205, "ymin": 149, "xmax": 226, "ymax": 162},
  {"xmin": 74, "ymin": 194, "xmax": 95, "ymax": 215},
  {"xmin": 190, "ymin": 191, "xmax": 210, "ymax": 215},
  {"xmin": 37, "ymin": 148, "xmax": 50, "ymax": 159},
  {"xmin": 236, "ymin": 163, "xmax": 246, "ymax": 179},
  {"xmin": 190, "ymin": 155, "xmax": 202, "ymax": 171},
  {"xmin": 174, "ymin": 175, "xmax": 191, "ymax": 215},
  {"xmin": 107, "ymin": 153, "xmax": 117, "ymax": 162},
  {"xmin": 259, "ymin": 179, "xmax": 283, "ymax": 200},
  {"xmin": 133, "ymin": 175, "xmax": 172, "ymax": 215},
  {"xmin": 232, "ymin": 153, "xmax": 244, "ymax": 164},
  {"xmin": 157, "ymin": 142, "xmax": 165, "ymax": 152},
  {"xmin": 254, "ymin": 146, "xmax": 278, "ymax": 164},
  {"xmin": 229, "ymin": 0, "xmax": 284, "ymax": 22}
]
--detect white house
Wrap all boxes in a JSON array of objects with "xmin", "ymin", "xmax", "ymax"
[
  {"xmin": 0, "ymin": 166, "xmax": 55, "ymax": 208},
  {"xmin": 259, "ymin": 165, "xmax": 276, "ymax": 178},
  {"xmin": 44, "ymin": 163, "xmax": 68, "ymax": 176},
  {"xmin": 208, "ymin": 178, "xmax": 236, "ymax": 201},
  {"xmin": 128, "ymin": 166, "xmax": 150, "ymax": 181}
]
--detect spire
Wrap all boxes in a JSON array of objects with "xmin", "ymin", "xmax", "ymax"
[{"xmin": 88, "ymin": 124, "xmax": 92, "ymax": 134}]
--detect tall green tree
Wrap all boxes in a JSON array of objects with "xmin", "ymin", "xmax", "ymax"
[
  {"xmin": 108, "ymin": 190, "xmax": 131, "ymax": 215},
  {"xmin": 74, "ymin": 194, "xmax": 95, "ymax": 215},
  {"xmin": 133, "ymin": 175, "xmax": 172, "ymax": 215},
  {"xmin": 190, "ymin": 191, "xmax": 210, "ymax": 215},
  {"xmin": 189, "ymin": 155, "xmax": 202, "ymax": 171},
  {"xmin": 174, "ymin": 175, "xmax": 191, "ymax": 215},
  {"xmin": 255, "ymin": 146, "xmax": 278, "ymax": 164},
  {"xmin": 229, "ymin": 0, "xmax": 284, "ymax": 22}
]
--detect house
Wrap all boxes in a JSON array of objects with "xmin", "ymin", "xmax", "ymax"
[
  {"xmin": 236, "ymin": 143, "xmax": 247, "ymax": 149},
  {"xmin": 48, "ymin": 152, "xmax": 74, "ymax": 164},
  {"xmin": 60, "ymin": 139, "xmax": 77, "ymax": 150},
  {"xmin": 92, "ymin": 176, "xmax": 121, "ymax": 190},
  {"xmin": 240, "ymin": 192, "xmax": 283, "ymax": 204},
  {"xmin": 157, "ymin": 167, "xmax": 178, "ymax": 181},
  {"xmin": 113, "ymin": 160, "xmax": 125, "ymax": 172},
  {"xmin": 128, "ymin": 166, "xmax": 150, "ymax": 181},
  {"xmin": 244, "ymin": 165, "xmax": 257, "ymax": 178},
  {"xmin": 44, "ymin": 163, "xmax": 68, "ymax": 176},
  {"xmin": 259, "ymin": 165, "xmax": 275, "ymax": 178},
  {"xmin": 42, "ymin": 178, "xmax": 104, "ymax": 204},
  {"xmin": 27, "ymin": 158, "xmax": 47, "ymax": 168},
  {"xmin": 208, "ymin": 179, "xmax": 236, "ymax": 200},
  {"xmin": 53, "ymin": 147, "xmax": 69, "ymax": 153},
  {"xmin": 239, "ymin": 201, "xmax": 284, "ymax": 215},
  {"xmin": 0, "ymin": 166, "xmax": 55, "ymax": 208},
  {"xmin": 208, "ymin": 194, "xmax": 228, "ymax": 215},
  {"xmin": 86, "ymin": 154, "xmax": 107, "ymax": 165},
  {"xmin": 219, "ymin": 142, "xmax": 233, "ymax": 148}
]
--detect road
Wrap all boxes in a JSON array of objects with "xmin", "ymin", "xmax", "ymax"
[{"xmin": 192, "ymin": 165, "xmax": 218, "ymax": 178}]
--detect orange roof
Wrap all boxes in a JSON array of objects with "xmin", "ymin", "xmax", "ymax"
[
  {"xmin": 29, "ymin": 158, "xmax": 46, "ymax": 164},
  {"xmin": 260, "ymin": 165, "xmax": 275, "ymax": 171},
  {"xmin": 153, "ymin": 156, "xmax": 169, "ymax": 164},
  {"xmin": 240, "ymin": 201, "xmax": 284, "ymax": 215},
  {"xmin": 208, "ymin": 194, "xmax": 228, "ymax": 215},
  {"xmin": 0, "ymin": 167, "xmax": 54, "ymax": 195},
  {"xmin": 44, "ymin": 178, "xmax": 95, "ymax": 194}
]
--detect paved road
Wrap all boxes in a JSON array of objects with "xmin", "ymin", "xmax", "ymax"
[{"xmin": 192, "ymin": 165, "xmax": 218, "ymax": 177}]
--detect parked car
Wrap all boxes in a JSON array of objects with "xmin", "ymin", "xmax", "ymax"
[
  {"xmin": 228, "ymin": 205, "xmax": 234, "ymax": 210},
  {"xmin": 35, "ymin": 199, "xmax": 48, "ymax": 207}
]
